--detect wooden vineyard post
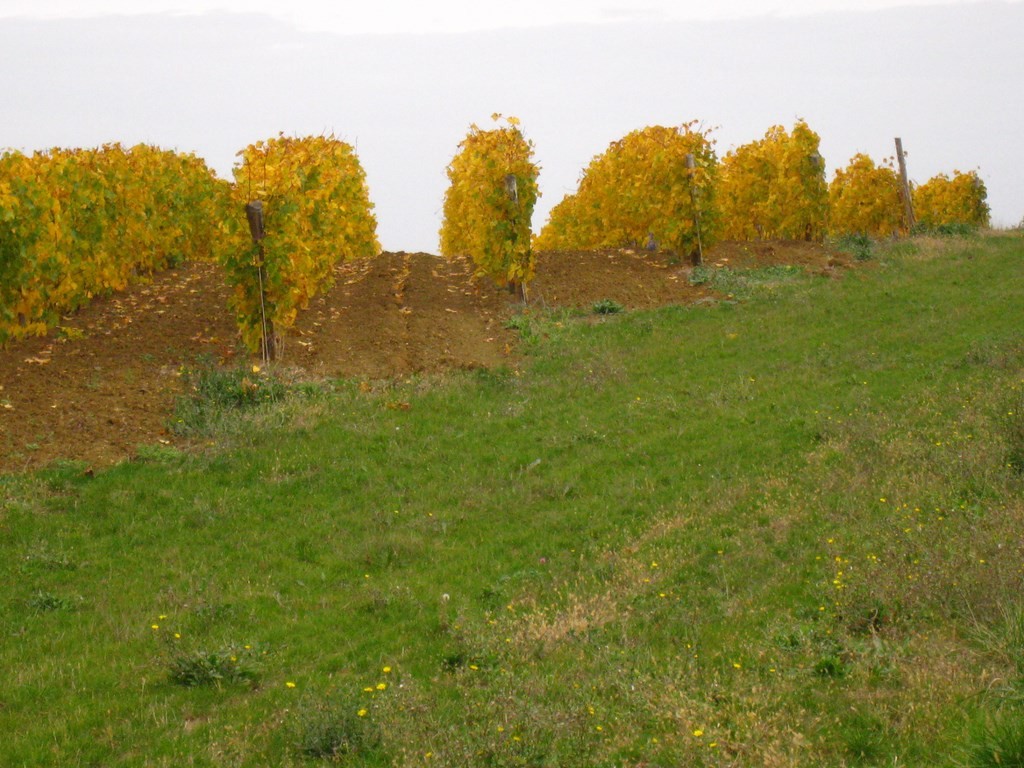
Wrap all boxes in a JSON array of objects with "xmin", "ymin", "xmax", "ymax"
[
  {"xmin": 895, "ymin": 137, "xmax": 916, "ymax": 232},
  {"xmin": 504, "ymin": 173, "xmax": 526, "ymax": 302},
  {"xmin": 245, "ymin": 200, "xmax": 275, "ymax": 362},
  {"xmin": 504, "ymin": 173, "xmax": 519, "ymax": 206},
  {"xmin": 685, "ymin": 153, "xmax": 704, "ymax": 266}
]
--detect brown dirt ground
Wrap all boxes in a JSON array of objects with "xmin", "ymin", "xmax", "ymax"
[{"xmin": 0, "ymin": 241, "xmax": 848, "ymax": 473}]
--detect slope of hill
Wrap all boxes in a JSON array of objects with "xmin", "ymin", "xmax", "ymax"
[{"xmin": 1, "ymin": 232, "xmax": 1021, "ymax": 766}]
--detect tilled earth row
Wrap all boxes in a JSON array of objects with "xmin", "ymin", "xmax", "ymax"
[{"xmin": 0, "ymin": 242, "xmax": 845, "ymax": 473}]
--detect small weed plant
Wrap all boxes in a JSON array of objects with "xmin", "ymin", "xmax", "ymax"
[
  {"xmin": 962, "ymin": 710, "xmax": 1024, "ymax": 768},
  {"xmin": 291, "ymin": 695, "xmax": 385, "ymax": 762},
  {"xmin": 504, "ymin": 307, "xmax": 577, "ymax": 346},
  {"xmin": 166, "ymin": 644, "xmax": 260, "ymax": 687},
  {"xmin": 172, "ymin": 362, "xmax": 287, "ymax": 434},
  {"xmin": 592, "ymin": 298, "xmax": 624, "ymax": 315},
  {"xmin": 912, "ymin": 222, "xmax": 978, "ymax": 238},
  {"xmin": 153, "ymin": 619, "xmax": 262, "ymax": 687},
  {"xmin": 687, "ymin": 263, "xmax": 803, "ymax": 297},
  {"xmin": 832, "ymin": 232, "xmax": 875, "ymax": 261},
  {"xmin": 27, "ymin": 590, "xmax": 74, "ymax": 613},
  {"xmin": 687, "ymin": 264, "xmax": 713, "ymax": 285}
]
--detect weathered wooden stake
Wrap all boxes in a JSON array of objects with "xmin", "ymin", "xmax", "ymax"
[
  {"xmin": 245, "ymin": 200, "xmax": 275, "ymax": 362},
  {"xmin": 685, "ymin": 153, "xmax": 704, "ymax": 266},
  {"xmin": 504, "ymin": 173, "xmax": 519, "ymax": 205},
  {"xmin": 894, "ymin": 137, "xmax": 916, "ymax": 231},
  {"xmin": 245, "ymin": 200, "xmax": 266, "ymax": 243},
  {"xmin": 504, "ymin": 174, "xmax": 526, "ymax": 302}
]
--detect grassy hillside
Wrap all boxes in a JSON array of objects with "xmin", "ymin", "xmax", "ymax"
[{"xmin": 2, "ymin": 232, "xmax": 1023, "ymax": 767}]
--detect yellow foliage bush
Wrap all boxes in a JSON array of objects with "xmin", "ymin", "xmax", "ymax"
[
  {"xmin": 220, "ymin": 134, "xmax": 379, "ymax": 355},
  {"xmin": 912, "ymin": 170, "xmax": 990, "ymax": 229},
  {"xmin": 827, "ymin": 154, "xmax": 907, "ymax": 238},
  {"xmin": 440, "ymin": 115, "xmax": 539, "ymax": 291},
  {"xmin": 0, "ymin": 144, "xmax": 226, "ymax": 344},
  {"xmin": 535, "ymin": 123, "xmax": 719, "ymax": 259},
  {"xmin": 719, "ymin": 121, "xmax": 828, "ymax": 241}
]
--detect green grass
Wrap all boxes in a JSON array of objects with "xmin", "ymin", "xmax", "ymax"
[{"xmin": 2, "ymin": 232, "xmax": 1023, "ymax": 766}]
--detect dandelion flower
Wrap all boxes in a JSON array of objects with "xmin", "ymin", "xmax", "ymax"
[
  {"xmin": 286, "ymin": 681, "xmax": 296, "ymax": 688},
  {"xmin": 376, "ymin": 683, "xmax": 387, "ymax": 690},
  {"xmin": 382, "ymin": 666, "xmax": 392, "ymax": 674},
  {"xmin": 357, "ymin": 708, "xmax": 368, "ymax": 717},
  {"xmin": 693, "ymin": 729, "xmax": 704, "ymax": 737}
]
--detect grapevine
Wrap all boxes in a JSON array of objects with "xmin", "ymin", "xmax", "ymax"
[
  {"xmin": 440, "ymin": 115, "xmax": 539, "ymax": 293},
  {"xmin": 912, "ymin": 170, "xmax": 990, "ymax": 229},
  {"xmin": 827, "ymin": 153, "xmax": 907, "ymax": 238},
  {"xmin": 719, "ymin": 121, "xmax": 827, "ymax": 241},
  {"xmin": 534, "ymin": 122, "xmax": 719, "ymax": 260},
  {"xmin": 219, "ymin": 134, "xmax": 379, "ymax": 355},
  {"xmin": 0, "ymin": 144, "xmax": 226, "ymax": 344}
]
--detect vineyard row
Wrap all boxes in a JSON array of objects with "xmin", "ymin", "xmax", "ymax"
[{"xmin": 0, "ymin": 120, "xmax": 989, "ymax": 351}]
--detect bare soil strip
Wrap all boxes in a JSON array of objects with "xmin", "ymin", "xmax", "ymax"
[{"xmin": 0, "ymin": 243, "xmax": 844, "ymax": 472}]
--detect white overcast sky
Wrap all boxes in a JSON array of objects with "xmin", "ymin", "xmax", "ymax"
[
  {"xmin": 0, "ymin": 0, "xmax": 1008, "ymax": 33},
  {"xmin": 2, "ymin": 0, "xmax": 1022, "ymax": 250}
]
